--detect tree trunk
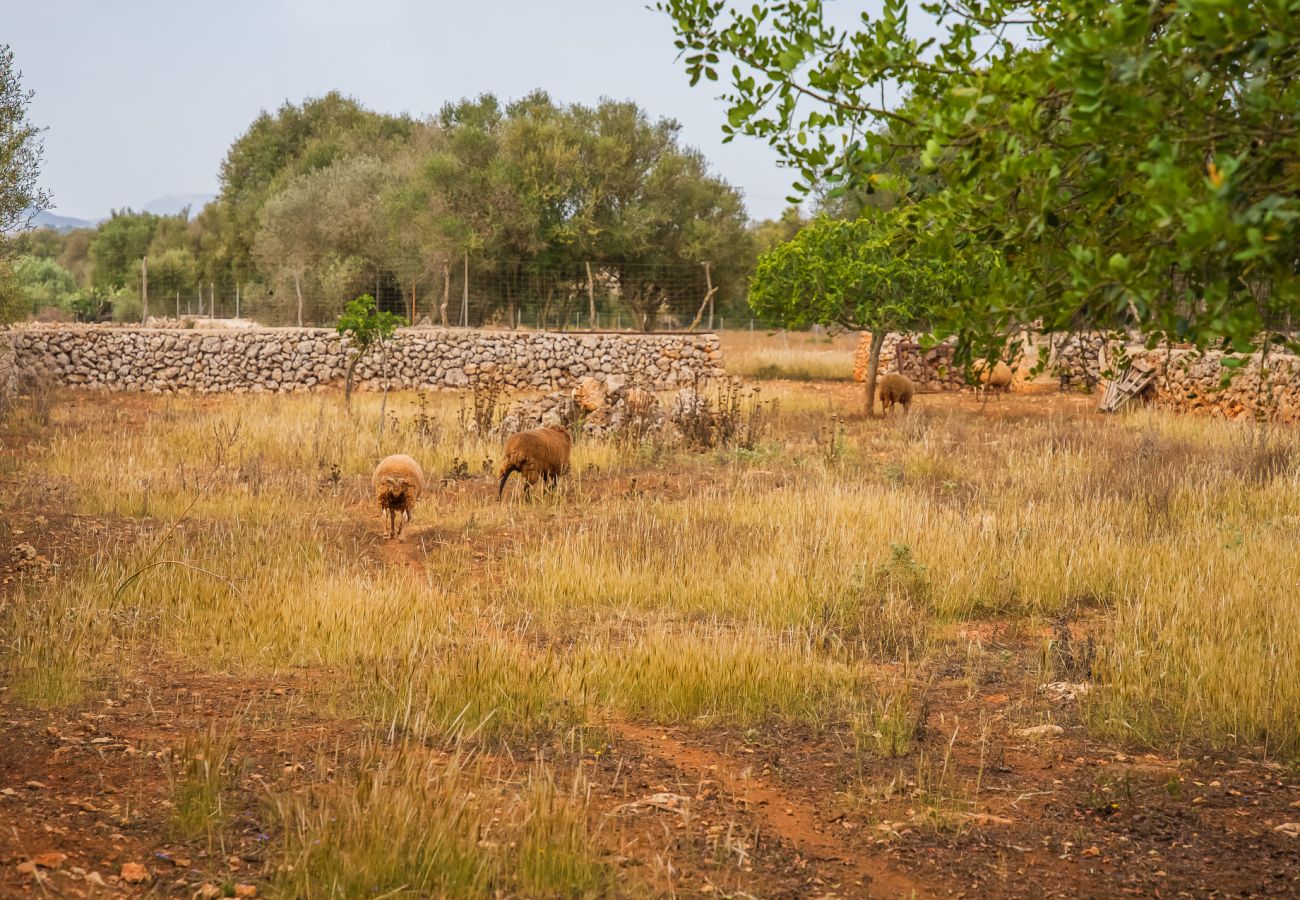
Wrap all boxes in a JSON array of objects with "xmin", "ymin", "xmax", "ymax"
[
  {"xmin": 344, "ymin": 354, "xmax": 360, "ymax": 412},
  {"xmin": 439, "ymin": 259, "xmax": 450, "ymax": 328},
  {"xmin": 293, "ymin": 271, "xmax": 304, "ymax": 327},
  {"xmin": 864, "ymin": 331, "xmax": 885, "ymax": 418}
]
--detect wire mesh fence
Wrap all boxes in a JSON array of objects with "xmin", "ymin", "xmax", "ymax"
[{"xmin": 125, "ymin": 256, "xmax": 733, "ymax": 332}]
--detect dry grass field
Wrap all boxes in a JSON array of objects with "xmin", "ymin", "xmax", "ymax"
[
  {"xmin": 720, "ymin": 328, "xmax": 857, "ymax": 381},
  {"xmin": 1, "ymin": 353, "xmax": 1299, "ymax": 897}
]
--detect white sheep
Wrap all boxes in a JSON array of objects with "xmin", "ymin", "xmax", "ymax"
[{"xmin": 371, "ymin": 454, "xmax": 425, "ymax": 540}]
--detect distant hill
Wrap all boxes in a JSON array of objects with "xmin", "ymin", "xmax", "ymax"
[
  {"xmin": 28, "ymin": 209, "xmax": 100, "ymax": 233},
  {"xmin": 142, "ymin": 193, "xmax": 217, "ymax": 217}
]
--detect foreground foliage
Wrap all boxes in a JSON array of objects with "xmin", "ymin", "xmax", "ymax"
[{"xmin": 662, "ymin": 0, "xmax": 1300, "ymax": 354}]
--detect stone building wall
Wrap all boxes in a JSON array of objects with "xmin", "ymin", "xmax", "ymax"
[{"xmin": 7, "ymin": 325, "xmax": 724, "ymax": 394}]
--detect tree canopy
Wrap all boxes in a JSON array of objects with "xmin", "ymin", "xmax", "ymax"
[
  {"xmin": 750, "ymin": 208, "xmax": 983, "ymax": 410},
  {"xmin": 13, "ymin": 90, "xmax": 759, "ymax": 328},
  {"xmin": 1, "ymin": 45, "xmax": 50, "ymax": 322},
  {"xmin": 661, "ymin": 0, "xmax": 1300, "ymax": 353}
]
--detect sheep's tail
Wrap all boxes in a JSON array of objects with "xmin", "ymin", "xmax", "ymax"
[{"xmin": 497, "ymin": 460, "xmax": 521, "ymax": 500}]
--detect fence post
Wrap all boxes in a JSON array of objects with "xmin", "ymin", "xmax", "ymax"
[
  {"xmin": 461, "ymin": 251, "xmax": 469, "ymax": 327},
  {"xmin": 140, "ymin": 256, "xmax": 148, "ymax": 324},
  {"xmin": 235, "ymin": 283, "xmax": 240, "ymax": 320},
  {"xmin": 704, "ymin": 261, "xmax": 714, "ymax": 330}
]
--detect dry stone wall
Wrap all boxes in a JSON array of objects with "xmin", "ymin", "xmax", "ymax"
[
  {"xmin": 0, "ymin": 331, "xmax": 16, "ymax": 405},
  {"xmin": 7, "ymin": 325, "xmax": 724, "ymax": 394},
  {"xmin": 1134, "ymin": 348, "xmax": 1300, "ymax": 423},
  {"xmin": 850, "ymin": 330, "xmax": 1300, "ymax": 421}
]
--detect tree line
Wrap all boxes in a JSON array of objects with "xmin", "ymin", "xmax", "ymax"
[{"xmin": 8, "ymin": 89, "xmax": 802, "ymax": 329}]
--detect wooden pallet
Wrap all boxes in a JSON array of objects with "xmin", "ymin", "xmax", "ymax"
[{"xmin": 1099, "ymin": 362, "xmax": 1155, "ymax": 412}]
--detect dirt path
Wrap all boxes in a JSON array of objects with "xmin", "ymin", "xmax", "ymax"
[
  {"xmin": 370, "ymin": 514, "xmax": 438, "ymax": 575},
  {"xmin": 612, "ymin": 722, "xmax": 930, "ymax": 899}
]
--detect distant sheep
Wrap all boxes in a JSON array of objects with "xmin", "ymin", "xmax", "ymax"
[
  {"xmin": 878, "ymin": 373, "xmax": 914, "ymax": 415},
  {"xmin": 371, "ymin": 454, "xmax": 425, "ymax": 540},
  {"xmin": 497, "ymin": 426, "xmax": 572, "ymax": 499},
  {"xmin": 976, "ymin": 360, "xmax": 1014, "ymax": 397}
]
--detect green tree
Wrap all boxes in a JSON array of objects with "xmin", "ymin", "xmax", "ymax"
[
  {"xmin": 214, "ymin": 92, "xmax": 414, "ymax": 281},
  {"xmin": 578, "ymin": 100, "xmax": 751, "ymax": 330},
  {"xmin": 88, "ymin": 210, "xmax": 159, "ymax": 290},
  {"xmin": 13, "ymin": 255, "xmax": 77, "ymax": 316},
  {"xmin": 1, "ymin": 45, "xmax": 50, "ymax": 322},
  {"xmin": 661, "ymin": 0, "xmax": 1300, "ymax": 355},
  {"xmin": 335, "ymin": 293, "xmax": 405, "ymax": 409},
  {"xmin": 751, "ymin": 206, "xmax": 807, "ymax": 256},
  {"xmin": 0, "ymin": 46, "xmax": 48, "ymax": 236},
  {"xmin": 255, "ymin": 156, "xmax": 395, "ymax": 325},
  {"xmin": 750, "ymin": 211, "xmax": 980, "ymax": 414}
]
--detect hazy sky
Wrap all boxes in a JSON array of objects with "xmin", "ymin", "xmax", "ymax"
[{"xmin": 4, "ymin": 0, "xmax": 882, "ymax": 223}]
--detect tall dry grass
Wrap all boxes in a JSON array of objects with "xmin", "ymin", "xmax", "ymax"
[
  {"xmin": 720, "ymin": 328, "xmax": 856, "ymax": 380},
  {"xmin": 3, "ymin": 385, "xmax": 1299, "ymax": 759}
]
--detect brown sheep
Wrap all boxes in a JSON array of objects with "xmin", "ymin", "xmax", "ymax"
[
  {"xmin": 497, "ymin": 426, "xmax": 572, "ymax": 499},
  {"xmin": 975, "ymin": 360, "xmax": 1014, "ymax": 397},
  {"xmin": 878, "ymin": 372, "xmax": 914, "ymax": 416},
  {"xmin": 371, "ymin": 454, "xmax": 425, "ymax": 540}
]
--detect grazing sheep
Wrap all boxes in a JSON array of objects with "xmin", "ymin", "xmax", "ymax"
[
  {"xmin": 371, "ymin": 454, "xmax": 425, "ymax": 540},
  {"xmin": 976, "ymin": 360, "xmax": 1014, "ymax": 397},
  {"xmin": 878, "ymin": 372, "xmax": 914, "ymax": 416},
  {"xmin": 497, "ymin": 426, "xmax": 572, "ymax": 499}
]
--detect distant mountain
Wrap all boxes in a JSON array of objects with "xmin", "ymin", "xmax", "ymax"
[
  {"xmin": 18, "ymin": 193, "xmax": 218, "ymax": 234},
  {"xmin": 28, "ymin": 209, "xmax": 100, "ymax": 232},
  {"xmin": 142, "ymin": 193, "xmax": 217, "ymax": 217}
]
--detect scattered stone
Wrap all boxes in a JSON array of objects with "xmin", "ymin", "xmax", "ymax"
[
  {"xmin": 32, "ymin": 852, "xmax": 67, "ymax": 869},
  {"xmin": 1275, "ymin": 822, "xmax": 1300, "ymax": 838},
  {"xmin": 120, "ymin": 861, "xmax": 150, "ymax": 883},
  {"xmin": 574, "ymin": 376, "xmax": 607, "ymax": 411},
  {"xmin": 234, "ymin": 884, "xmax": 258, "ymax": 898},
  {"xmin": 611, "ymin": 792, "xmax": 692, "ymax": 818},
  {"xmin": 1039, "ymin": 682, "xmax": 1093, "ymax": 703},
  {"xmin": 1017, "ymin": 724, "xmax": 1065, "ymax": 740}
]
